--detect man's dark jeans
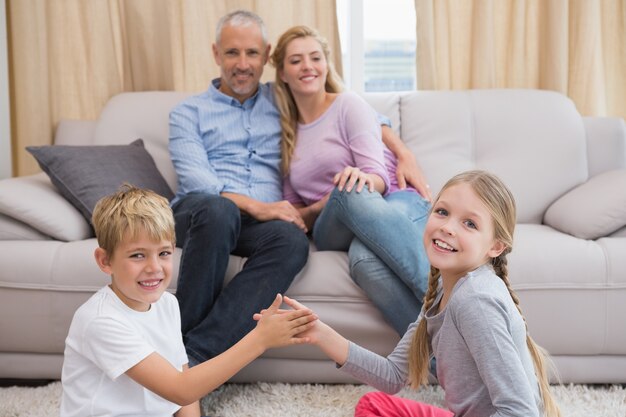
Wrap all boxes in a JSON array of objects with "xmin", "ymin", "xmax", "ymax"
[{"xmin": 172, "ymin": 193, "xmax": 309, "ymax": 364}]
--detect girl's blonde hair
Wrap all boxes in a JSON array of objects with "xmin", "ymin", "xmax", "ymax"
[
  {"xmin": 270, "ymin": 25, "xmax": 344, "ymax": 174},
  {"xmin": 408, "ymin": 170, "xmax": 561, "ymax": 417},
  {"xmin": 92, "ymin": 184, "xmax": 175, "ymax": 256}
]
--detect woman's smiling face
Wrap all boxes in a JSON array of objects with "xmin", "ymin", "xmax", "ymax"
[{"xmin": 279, "ymin": 36, "xmax": 329, "ymax": 97}]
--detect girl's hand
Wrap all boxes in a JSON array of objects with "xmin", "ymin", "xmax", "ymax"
[
  {"xmin": 281, "ymin": 296, "xmax": 326, "ymax": 345},
  {"xmin": 254, "ymin": 294, "xmax": 318, "ymax": 349},
  {"xmin": 333, "ymin": 166, "xmax": 375, "ymax": 193}
]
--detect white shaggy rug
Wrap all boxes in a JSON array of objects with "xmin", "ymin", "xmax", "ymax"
[{"xmin": 0, "ymin": 381, "xmax": 625, "ymax": 417}]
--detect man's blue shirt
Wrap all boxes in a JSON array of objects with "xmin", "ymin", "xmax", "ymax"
[{"xmin": 169, "ymin": 78, "xmax": 283, "ymax": 205}]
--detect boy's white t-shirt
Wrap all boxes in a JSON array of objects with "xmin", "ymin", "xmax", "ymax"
[{"xmin": 60, "ymin": 285, "xmax": 188, "ymax": 417}]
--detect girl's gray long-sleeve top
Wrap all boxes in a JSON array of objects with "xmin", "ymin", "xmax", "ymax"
[{"xmin": 339, "ymin": 264, "xmax": 542, "ymax": 417}]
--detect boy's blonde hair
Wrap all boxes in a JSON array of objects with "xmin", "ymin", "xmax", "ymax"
[
  {"xmin": 408, "ymin": 170, "xmax": 561, "ymax": 417},
  {"xmin": 92, "ymin": 184, "xmax": 175, "ymax": 256},
  {"xmin": 270, "ymin": 25, "xmax": 344, "ymax": 175}
]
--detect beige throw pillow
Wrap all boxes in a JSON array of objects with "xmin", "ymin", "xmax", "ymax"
[{"xmin": 544, "ymin": 169, "xmax": 626, "ymax": 240}]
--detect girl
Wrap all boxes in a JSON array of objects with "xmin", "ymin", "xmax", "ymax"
[
  {"xmin": 273, "ymin": 170, "xmax": 562, "ymax": 417},
  {"xmin": 270, "ymin": 25, "xmax": 432, "ymax": 335}
]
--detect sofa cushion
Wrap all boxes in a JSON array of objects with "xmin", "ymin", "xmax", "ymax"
[
  {"xmin": 544, "ymin": 169, "xmax": 626, "ymax": 239},
  {"xmin": 0, "ymin": 173, "xmax": 92, "ymax": 241},
  {"xmin": 26, "ymin": 139, "xmax": 174, "ymax": 223}
]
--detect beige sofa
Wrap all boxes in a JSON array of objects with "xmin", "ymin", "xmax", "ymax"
[{"xmin": 1, "ymin": 89, "xmax": 625, "ymax": 384}]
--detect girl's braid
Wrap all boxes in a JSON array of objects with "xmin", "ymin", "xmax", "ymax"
[{"xmin": 408, "ymin": 266, "xmax": 441, "ymax": 388}]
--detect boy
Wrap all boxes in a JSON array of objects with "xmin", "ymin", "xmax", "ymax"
[{"xmin": 61, "ymin": 184, "xmax": 316, "ymax": 417}]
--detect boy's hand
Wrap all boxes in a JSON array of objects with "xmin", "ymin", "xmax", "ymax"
[{"xmin": 253, "ymin": 294, "xmax": 318, "ymax": 350}]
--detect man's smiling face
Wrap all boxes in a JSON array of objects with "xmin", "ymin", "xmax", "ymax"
[{"xmin": 213, "ymin": 23, "xmax": 270, "ymax": 103}]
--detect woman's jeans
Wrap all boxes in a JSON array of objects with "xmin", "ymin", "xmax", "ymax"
[{"xmin": 313, "ymin": 187, "xmax": 430, "ymax": 335}]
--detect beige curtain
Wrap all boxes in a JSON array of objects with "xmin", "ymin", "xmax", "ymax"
[
  {"xmin": 7, "ymin": 0, "xmax": 340, "ymax": 176},
  {"xmin": 415, "ymin": 0, "xmax": 626, "ymax": 120}
]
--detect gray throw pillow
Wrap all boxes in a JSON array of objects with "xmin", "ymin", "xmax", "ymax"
[{"xmin": 27, "ymin": 139, "xmax": 174, "ymax": 222}]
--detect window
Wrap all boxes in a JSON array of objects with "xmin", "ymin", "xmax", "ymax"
[
  {"xmin": 0, "ymin": 0, "xmax": 11, "ymax": 178},
  {"xmin": 336, "ymin": 0, "xmax": 416, "ymax": 93}
]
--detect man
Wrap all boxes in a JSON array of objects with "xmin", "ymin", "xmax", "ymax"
[{"xmin": 169, "ymin": 10, "xmax": 430, "ymax": 365}]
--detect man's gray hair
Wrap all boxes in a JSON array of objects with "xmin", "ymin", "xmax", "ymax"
[{"xmin": 215, "ymin": 10, "xmax": 268, "ymax": 45}]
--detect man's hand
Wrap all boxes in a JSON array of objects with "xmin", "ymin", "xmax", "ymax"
[
  {"xmin": 248, "ymin": 200, "xmax": 307, "ymax": 231},
  {"xmin": 221, "ymin": 192, "xmax": 307, "ymax": 232}
]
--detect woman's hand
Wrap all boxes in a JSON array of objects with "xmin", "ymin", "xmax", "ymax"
[
  {"xmin": 380, "ymin": 125, "xmax": 432, "ymax": 201},
  {"xmin": 297, "ymin": 192, "xmax": 331, "ymax": 232},
  {"xmin": 395, "ymin": 151, "xmax": 432, "ymax": 201},
  {"xmin": 333, "ymin": 166, "xmax": 376, "ymax": 193}
]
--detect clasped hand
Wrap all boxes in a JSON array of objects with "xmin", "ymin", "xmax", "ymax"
[
  {"xmin": 250, "ymin": 200, "xmax": 308, "ymax": 232},
  {"xmin": 253, "ymin": 295, "xmax": 324, "ymax": 345},
  {"xmin": 253, "ymin": 294, "xmax": 318, "ymax": 349}
]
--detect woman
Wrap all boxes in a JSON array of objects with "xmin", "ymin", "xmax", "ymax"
[{"xmin": 270, "ymin": 25, "xmax": 431, "ymax": 335}]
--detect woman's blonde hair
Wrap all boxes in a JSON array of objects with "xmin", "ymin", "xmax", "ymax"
[
  {"xmin": 92, "ymin": 184, "xmax": 175, "ymax": 256},
  {"xmin": 408, "ymin": 170, "xmax": 561, "ymax": 417},
  {"xmin": 270, "ymin": 25, "xmax": 344, "ymax": 174}
]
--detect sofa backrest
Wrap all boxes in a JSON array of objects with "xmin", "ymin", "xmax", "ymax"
[
  {"xmin": 92, "ymin": 91, "xmax": 192, "ymax": 192},
  {"xmin": 91, "ymin": 89, "xmax": 589, "ymax": 225},
  {"xmin": 367, "ymin": 89, "xmax": 589, "ymax": 224}
]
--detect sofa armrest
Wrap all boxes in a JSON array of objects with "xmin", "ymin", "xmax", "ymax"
[
  {"xmin": 610, "ymin": 226, "xmax": 626, "ymax": 238},
  {"xmin": 54, "ymin": 119, "xmax": 97, "ymax": 146},
  {"xmin": 583, "ymin": 117, "xmax": 626, "ymax": 177},
  {"xmin": 0, "ymin": 173, "xmax": 92, "ymax": 241},
  {"xmin": 544, "ymin": 169, "xmax": 626, "ymax": 240},
  {"xmin": 0, "ymin": 213, "xmax": 52, "ymax": 240}
]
